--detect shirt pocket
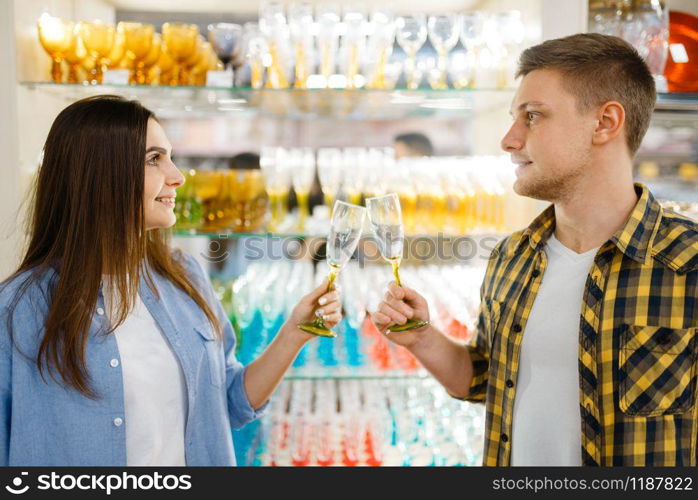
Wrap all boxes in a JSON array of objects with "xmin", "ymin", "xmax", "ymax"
[
  {"xmin": 618, "ymin": 324, "xmax": 697, "ymax": 417},
  {"xmin": 195, "ymin": 322, "xmax": 225, "ymax": 388}
]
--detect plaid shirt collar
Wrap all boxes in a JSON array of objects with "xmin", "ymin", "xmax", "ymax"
[{"xmin": 512, "ymin": 183, "xmax": 663, "ymax": 265}]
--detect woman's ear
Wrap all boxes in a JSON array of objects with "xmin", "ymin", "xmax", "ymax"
[{"xmin": 591, "ymin": 101, "xmax": 625, "ymax": 147}]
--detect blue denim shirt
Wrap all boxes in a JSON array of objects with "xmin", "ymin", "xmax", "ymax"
[{"xmin": 0, "ymin": 252, "xmax": 266, "ymax": 466}]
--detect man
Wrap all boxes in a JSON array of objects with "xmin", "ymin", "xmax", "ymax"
[
  {"xmin": 372, "ymin": 33, "xmax": 698, "ymax": 466},
  {"xmin": 394, "ymin": 132, "xmax": 434, "ymax": 158}
]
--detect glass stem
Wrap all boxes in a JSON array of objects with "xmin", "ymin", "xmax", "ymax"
[{"xmin": 391, "ymin": 259, "xmax": 402, "ymax": 287}]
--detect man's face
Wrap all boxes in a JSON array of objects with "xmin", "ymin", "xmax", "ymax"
[{"xmin": 501, "ymin": 69, "xmax": 598, "ymax": 202}]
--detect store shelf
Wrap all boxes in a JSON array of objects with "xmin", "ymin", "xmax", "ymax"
[{"xmin": 18, "ymin": 81, "xmax": 515, "ymax": 119}]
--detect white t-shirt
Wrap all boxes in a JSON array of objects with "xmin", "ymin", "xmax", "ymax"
[
  {"xmin": 103, "ymin": 280, "xmax": 188, "ymax": 466},
  {"xmin": 510, "ymin": 234, "xmax": 599, "ymax": 466}
]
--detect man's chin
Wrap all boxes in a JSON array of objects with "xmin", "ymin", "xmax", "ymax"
[{"xmin": 513, "ymin": 178, "xmax": 554, "ymax": 202}]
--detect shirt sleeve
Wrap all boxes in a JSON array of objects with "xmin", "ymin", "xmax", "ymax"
[
  {"xmin": 181, "ymin": 252, "xmax": 268, "ymax": 429},
  {"xmin": 0, "ymin": 311, "xmax": 10, "ymax": 466}
]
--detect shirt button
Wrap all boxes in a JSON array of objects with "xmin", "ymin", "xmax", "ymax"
[
  {"xmin": 513, "ymin": 324, "xmax": 522, "ymax": 333},
  {"xmin": 506, "ymin": 379, "xmax": 514, "ymax": 388},
  {"xmin": 531, "ymin": 269, "xmax": 540, "ymax": 278},
  {"xmin": 110, "ymin": 359, "xmax": 119, "ymax": 368},
  {"xmin": 96, "ymin": 307, "xmax": 105, "ymax": 316},
  {"xmin": 501, "ymin": 433, "xmax": 509, "ymax": 443},
  {"xmin": 113, "ymin": 417, "xmax": 123, "ymax": 427}
]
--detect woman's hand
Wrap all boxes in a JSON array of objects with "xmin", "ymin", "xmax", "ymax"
[{"xmin": 282, "ymin": 278, "xmax": 343, "ymax": 341}]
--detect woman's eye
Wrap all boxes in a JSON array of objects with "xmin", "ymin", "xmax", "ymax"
[{"xmin": 147, "ymin": 154, "xmax": 159, "ymax": 166}]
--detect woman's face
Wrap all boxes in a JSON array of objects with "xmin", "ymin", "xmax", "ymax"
[{"xmin": 143, "ymin": 118, "xmax": 184, "ymax": 230}]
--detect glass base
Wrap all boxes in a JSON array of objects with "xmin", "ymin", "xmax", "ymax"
[
  {"xmin": 387, "ymin": 319, "xmax": 429, "ymax": 333},
  {"xmin": 298, "ymin": 322, "xmax": 337, "ymax": 338}
]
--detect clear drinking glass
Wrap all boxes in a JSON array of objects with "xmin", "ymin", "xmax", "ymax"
[
  {"xmin": 316, "ymin": 3, "xmax": 341, "ymax": 85},
  {"xmin": 366, "ymin": 193, "xmax": 428, "ymax": 333},
  {"xmin": 459, "ymin": 12, "xmax": 485, "ymax": 88},
  {"xmin": 289, "ymin": 2, "xmax": 315, "ymax": 88},
  {"xmin": 427, "ymin": 14, "xmax": 459, "ymax": 89},
  {"xmin": 395, "ymin": 14, "xmax": 427, "ymax": 90},
  {"xmin": 207, "ymin": 23, "xmax": 243, "ymax": 70},
  {"xmin": 298, "ymin": 201, "xmax": 366, "ymax": 337}
]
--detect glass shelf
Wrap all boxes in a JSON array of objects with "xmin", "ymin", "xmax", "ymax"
[
  {"xmin": 172, "ymin": 229, "xmax": 505, "ymax": 240},
  {"xmin": 19, "ymin": 81, "xmax": 515, "ymax": 119},
  {"xmin": 284, "ymin": 366, "xmax": 430, "ymax": 380}
]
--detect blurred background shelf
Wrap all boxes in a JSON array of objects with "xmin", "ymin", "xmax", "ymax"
[{"xmin": 18, "ymin": 81, "xmax": 516, "ymax": 119}]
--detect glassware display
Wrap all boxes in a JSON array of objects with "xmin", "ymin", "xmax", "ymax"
[
  {"xmin": 396, "ymin": 14, "xmax": 427, "ymax": 90},
  {"xmin": 207, "ymin": 23, "xmax": 243, "ymax": 70},
  {"xmin": 79, "ymin": 21, "xmax": 115, "ymax": 84},
  {"xmin": 427, "ymin": 14, "xmax": 460, "ymax": 90},
  {"xmin": 232, "ymin": 376, "xmax": 485, "ymax": 466},
  {"xmin": 288, "ymin": 3, "xmax": 315, "ymax": 89},
  {"xmin": 316, "ymin": 3, "xmax": 341, "ymax": 85},
  {"xmin": 260, "ymin": 147, "xmax": 292, "ymax": 231},
  {"xmin": 241, "ymin": 22, "xmax": 268, "ymax": 89},
  {"xmin": 259, "ymin": 1, "xmax": 291, "ymax": 89},
  {"xmin": 459, "ymin": 12, "xmax": 486, "ymax": 88},
  {"xmin": 290, "ymin": 148, "xmax": 316, "ymax": 231},
  {"xmin": 340, "ymin": 6, "xmax": 367, "ymax": 90},
  {"xmin": 317, "ymin": 148, "xmax": 344, "ymax": 215},
  {"xmin": 162, "ymin": 22, "xmax": 199, "ymax": 85},
  {"xmin": 37, "ymin": 14, "xmax": 76, "ymax": 83},
  {"xmin": 119, "ymin": 22, "xmax": 155, "ymax": 84},
  {"xmin": 365, "ymin": 7, "xmax": 396, "ymax": 90},
  {"xmin": 366, "ymin": 193, "xmax": 428, "ymax": 333},
  {"xmin": 297, "ymin": 201, "xmax": 366, "ymax": 337}
]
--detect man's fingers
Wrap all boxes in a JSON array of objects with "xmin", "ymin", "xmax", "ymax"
[
  {"xmin": 384, "ymin": 296, "xmax": 414, "ymax": 319},
  {"xmin": 387, "ymin": 281, "xmax": 404, "ymax": 300},
  {"xmin": 371, "ymin": 311, "xmax": 392, "ymax": 328},
  {"xmin": 378, "ymin": 303, "xmax": 407, "ymax": 325}
]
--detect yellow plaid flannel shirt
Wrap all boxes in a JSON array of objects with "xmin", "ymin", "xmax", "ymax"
[{"xmin": 465, "ymin": 184, "xmax": 698, "ymax": 466}]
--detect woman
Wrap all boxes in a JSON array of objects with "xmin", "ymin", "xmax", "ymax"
[{"xmin": 0, "ymin": 95, "xmax": 341, "ymax": 466}]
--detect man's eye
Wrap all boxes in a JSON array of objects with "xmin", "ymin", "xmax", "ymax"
[{"xmin": 526, "ymin": 112, "xmax": 538, "ymax": 123}]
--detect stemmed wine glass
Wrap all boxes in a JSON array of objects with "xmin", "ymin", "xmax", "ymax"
[
  {"xmin": 395, "ymin": 14, "xmax": 427, "ymax": 90},
  {"xmin": 459, "ymin": 12, "xmax": 485, "ymax": 88},
  {"xmin": 366, "ymin": 193, "xmax": 428, "ymax": 333},
  {"xmin": 37, "ymin": 14, "xmax": 76, "ymax": 83},
  {"xmin": 427, "ymin": 14, "xmax": 459, "ymax": 89},
  {"xmin": 207, "ymin": 23, "xmax": 243, "ymax": 70},
  {"xmin": 298, "ymin": 201, "xmax": 366, "ymax": 338}
]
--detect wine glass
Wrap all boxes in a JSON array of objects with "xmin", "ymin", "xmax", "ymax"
[
  {"xmin": 298, "ymin": 201, "xmax": 366, "ymax": 337},
  {"xmin": 79, "ymin": 21, "xmax": 115, "ymax": 84},
  {"xmin": 316, "ymin": 3, "xmax": 341, "ymax": 85},
  {"xmin": 317, "ymin": 148, "xmax": 343, "ymax": 216},
  {"xmin": 290, "ymin": 148, "xmax": 315, "ymax": 231},
  {"xmin": 427, "ymin": 14, "xmax": 459, "ymax": 89},
  {"xmin": 62, "ymin": 26, "xmax": 87, "ymax": 84},
  {"xmin": 242, "ymin": 22, "xmax": 268, "ymax": 89},
  {"xmin": 366, "ymin": 7, "xmax": 395, "ymax": 89},
  {"xmin": 141, "ymin": 32, "xmax": 162, "ymax": 85},
  {"xmin": 119, "ymin": 22, "xmax": 154, "ymax": 85},
  {"xmin": 162, "ymin": 22, "xmax": 199, "ymax": 85},
  {"xmin": 459, "ymin": 12, "xmax": 485, "ymax": 88},
  {"xmin": 37, "ymin": 14, "xmax": 75, "ymax": 83},
  {"xmin": 395, "ymin": 14, "xmax": 427, "ymax": 90},
  {"xmin": 207, "ymin": 23, "xmax": 243, "ymax": 70},
  {"xmin": 288, "ymin": 2, "xmax": 315, "ymax": 89},
  {"xmin": 366, "ymin": 193, "xmax": 428, "ymax": 333}
]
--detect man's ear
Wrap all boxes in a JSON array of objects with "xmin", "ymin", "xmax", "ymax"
[{"xmin": 592, "ymin": 101, "xmax": 625, "ymax": 146}]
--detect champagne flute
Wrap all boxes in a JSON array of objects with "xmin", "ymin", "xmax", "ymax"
[
  {"xmin": 366, "ymin": 193, "xmax": 428, "ymax": 333},
  {"xmin": 395, "ymin": 14, "xmax": 427, "ymax": 90},
  {"xmin": 288, "ymin": 2, "xmax": 315, "ymax": 89},
  {"xmin": 316, "ymin": 3, "xmax": 341, "ymax": 86},
  {"xmin": 290, "ymin": 147, "xmax": 315, "ymax": 231},
  {"xmin": 298, "ymin": 201, "xmax": 366, "ymax": 338},
  {"xmin": 427, "ymin": 14, "xmax": 459, "ymax": 89},
  {"xmin": 317, "ymin": 148, "xmax": 343, "ymax": 215}
]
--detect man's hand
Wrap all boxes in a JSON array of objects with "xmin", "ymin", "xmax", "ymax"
[{"xmin": 370, "ymin": 281, "xmax": 431, "ymax": 348}]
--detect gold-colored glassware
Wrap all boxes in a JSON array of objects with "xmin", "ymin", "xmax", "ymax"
[
  {"xmin": 37, "ymin": 14, "xmax": 75, "ymax": 83},
  {"xmin": 62, "ymin": 27, "xmax": 87, "ymax": 84},
  {"xmin": 141, "ymin": 33, "xmax": 162, "ymax": 84},
  {"xmin": 79, "ymin": 21, "xmax": 115, "ymax": 84},
  {"xmin": 119, "ymin": 22, "xmax": 154, "ymax": 84},
  {"xmin": 162, "ymin": 22, "xmax": 199, "ymax": 85},
  {"xmin": 107, "ymin": 25, "xmax": 126, "ymax": 69},
  {"xmin": 154, "ymin": 44, "xmax": 174, "ymax": 85}
]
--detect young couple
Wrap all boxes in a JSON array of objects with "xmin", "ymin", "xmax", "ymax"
[{"xmin": 2, "ymin": 33, "xmax": 696, "ymax": 466}]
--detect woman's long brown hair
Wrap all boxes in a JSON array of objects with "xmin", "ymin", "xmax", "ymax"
[{"xmin": 2, "ymin": 95, "xmax": 221, "ymax": 398}]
